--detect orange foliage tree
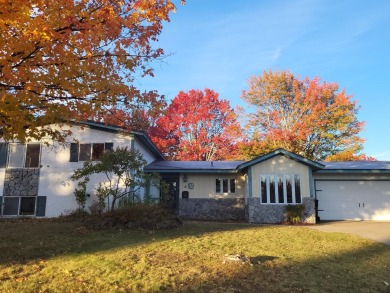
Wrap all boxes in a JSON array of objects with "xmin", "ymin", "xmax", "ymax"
[
  {"xmin": 149, "ymin": 89, "xmax": 241, "ymax": 161},
  {"xmin": 0, "ymin": 0, "xmax": 175, "ymax": 142},
  {"xmin": 239, "ymin": 69, "xmax": 369, "ymax": 161}
]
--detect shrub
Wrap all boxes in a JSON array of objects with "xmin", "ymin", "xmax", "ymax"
[
  {"xmin": 285, "ymin": 204, "xmax": 305, "ymax": 224},
  {"xmin": 97, "ymin": 204, "xmax": 182, "ymax": 230},
  {"xmin": 74, "ymin": 178, "xmax": 89, "ymax": 211},
  {"xmin": 58, "ymin": 209, "xmax": 91, "ymax": 222},
  {"xmin": 88, "ymin": 200, "xmax": 106, "ymax": 216}
]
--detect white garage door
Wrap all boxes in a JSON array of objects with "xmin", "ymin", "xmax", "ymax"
[{"xmin": 316, "ymin": 180, "xmax": 390, "ymax": 221}]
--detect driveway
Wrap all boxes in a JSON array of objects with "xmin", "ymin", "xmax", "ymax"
[{"xmin": 309, "ymin": 221, "xmax": 390, "ymax": 245}]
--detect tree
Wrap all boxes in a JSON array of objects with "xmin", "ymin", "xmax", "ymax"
[
  {"xmin": 240, "ymin": 69, "xmax": 368, "ymax": 161},
  {"xmin": 325, "ymin": 150, "xmax": 376, "ymax": 162},
  {"xmin": 149, "ymin": 89, "xmax": 241, "ymax": 161},
  {"xmin": 80, "ymin": 107, "xmax": 155, "ymax": 134},
  {"xmin": 71, "ymin": 147, "xmax": 161, "ymax": 211},
  {"xmin": 0, "ymin": 0, "xmax": 175, "ymax": 142}
]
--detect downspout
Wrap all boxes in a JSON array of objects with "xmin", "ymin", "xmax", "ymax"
[
  {"xmin": 248, "ymin": 166, "xmax": 253, "ymax": 198},
  {"xmin": 308, "ymin": 167, "xmax": 314, "ymax": 197},
  {"xmin": 129, "ymin": 136, "xmax": 135, "ymax": 201}
]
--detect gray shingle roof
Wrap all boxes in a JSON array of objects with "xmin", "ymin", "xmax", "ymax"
[
  {"xmin": 320, "ymin": 161, "xmax": 390, "ymax": 170},
  {"xmin": 144, "ymin": 160, "xmax": 245, "ymax": 173}
]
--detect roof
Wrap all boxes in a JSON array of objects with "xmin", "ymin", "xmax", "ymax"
[
  {"xmin": 145, "ymin": 149, "xmax": 325, "ymax": 173},
  {"xmin": 75, "ymin": 121, "xmax": 164, "ymax": 161},
  {"xmin": 237, "ymin": 148, "xmax": 325, "ymax": 171},
  {"xmin": 144, "ymin": 160, "xmax": 245, "ymax": 173},
  {"xmin": 317, "ymin": 161, "xmax": 390, "ymax": 173}
]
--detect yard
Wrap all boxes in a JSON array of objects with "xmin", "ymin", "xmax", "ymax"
[{"xmin": 0, "ymin": 220, "xmax": 389, "ymax": 292}]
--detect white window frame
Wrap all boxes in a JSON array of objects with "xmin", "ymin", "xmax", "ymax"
[
  {"xmin": 7, "ymin": 143, "xmax": 41, "ymax": 169},
  {"xmin": 215, "ymin": 178, "xmax": 236, "ymax": 194},
  {"xmin": 260, "ymin": 174, "xmax": 302, "ymax": 204}
]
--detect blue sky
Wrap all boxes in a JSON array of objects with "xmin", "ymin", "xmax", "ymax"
[{"xmin": 140, "ymin": 0, "xmax": 390, "ymax": 160}]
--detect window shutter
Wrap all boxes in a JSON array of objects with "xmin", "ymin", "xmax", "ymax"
[
  {"xmin": 104, "ymin": 143, "xmax": 113, "ymax": 152},
  {"xmin": 36, "ymin": 196, "xmax": 47, "ymax": 217},
  {"xmin": 0, "ymin": 197, "xmax": 3, "ymax": 215},
  {"xmin": 70, "ymin": 143, "xmax": 79, "ymax": 162},
  {"xmin": 0, "ymin": 143, "xmax": 8, "ymax": 168}
]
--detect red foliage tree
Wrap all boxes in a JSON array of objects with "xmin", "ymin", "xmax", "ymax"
[{"xmin": 149, "ymin": 89, "xmax": 241, "ymax": 160}]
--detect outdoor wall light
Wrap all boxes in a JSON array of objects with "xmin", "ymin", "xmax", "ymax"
[{"xmin": 183, "ymin": 174, "xmax": 188, "ymax": 182}]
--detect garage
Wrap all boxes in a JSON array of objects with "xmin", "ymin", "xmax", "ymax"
[{"xmin": 315, "ymin": 180, "xmax": 390, "ymax": 221}]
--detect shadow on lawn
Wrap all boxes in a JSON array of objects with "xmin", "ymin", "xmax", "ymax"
[
  {"xmin": 0, "ymin": 219, "xmax": 258, "ymax": 265},
  {"xmin": 175, "ymin": 242, "xmax": 390, "ymax": 293}
]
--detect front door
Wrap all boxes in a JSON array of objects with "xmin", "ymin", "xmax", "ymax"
[{"xmin": 161, "ymin": 175, "xmax": 180, "ymax": 214}]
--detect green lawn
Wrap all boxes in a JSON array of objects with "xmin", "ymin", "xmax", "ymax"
[{"xmin": 0, "ymin": 220, "xmax": 389, "ymax": 292}]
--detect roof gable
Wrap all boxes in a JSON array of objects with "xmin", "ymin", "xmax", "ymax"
[
  {"xmin": 72, "ymin": 121, "xmax": 165, "ymax": 161},
  {"xmin": 237, "ymin": 148, "xmax": 325, "ymax": 171}
]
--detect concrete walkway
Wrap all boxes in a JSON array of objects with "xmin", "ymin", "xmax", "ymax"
[{"xmin": 309, "ymin": 221, "xmax": 390, "ymax": 245}]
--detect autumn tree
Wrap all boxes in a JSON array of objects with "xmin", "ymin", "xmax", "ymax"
[
  {"xmin": 80, "ymin": 107, "xmax": 155, "ymax": 134},
  {"xmin": 0, "ymin": 0, "xmax": 175, "ymax": 142},
  {"xmin": 149, "ymin": 89, "xmax": 241, "ymax": 161},
  {"xmin": 239, "ymin": 69, "xmax": 368, "ymax": 161}
]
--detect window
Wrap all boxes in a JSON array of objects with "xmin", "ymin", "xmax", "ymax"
[
  {"xmin": 2, "ymin": 196, "xmax": 36, "ymax": 216},
  {"xmin": 215, "ymin": 178, "xmax": 236, "ymax": 194},
  {"xmin": 260, "ymin": 174, "xmax": 302, "ymax": 204},
  {"xmin": 25, "ymin": 144, "xmax": 41, "ymax": 168},
  {"xmin": 70, "ymin": 143, "xmax": 113, "ymax": 162},
  {"xmin": 7, "ymin": 143, "xmax": 41, "ymax": 168},
  {"xmin": 79, "ymin": 143, "xmax": 105, "ymax": 161}
]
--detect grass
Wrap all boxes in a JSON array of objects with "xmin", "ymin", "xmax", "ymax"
[{"xmin": 0, "ymin": 220, "xmax": 389, "ymax": 293}]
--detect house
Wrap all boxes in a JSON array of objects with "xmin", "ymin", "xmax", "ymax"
[
  {"xmin": 145, "ymin": 149, "xmax": 390, "ymax": 223},
  {"xmin": 1, "ymin": 123, "xmax": 389, "ymax": 222},
  {"xmin": 0, "ymin": 121, "xmax": 164, "ymax": 217}
]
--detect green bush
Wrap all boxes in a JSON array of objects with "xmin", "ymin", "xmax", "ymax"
[{"xmin": 285, "ymin": 204, "xmax": 305, "ymax": 224}]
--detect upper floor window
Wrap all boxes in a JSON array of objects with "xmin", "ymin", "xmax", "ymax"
[
  {"xmin": 70, "ymin": 142, "xmax": 113, "ymax": 162},
  {"xmin": 7, "ymin": 143, "xmax": 41, "ymax": 168},
  {"xmin": 216, "ymin": 178, "xmax": 236, "ymax": 194},
  {"xmin": 260, "ymin": 174, "xmax": 301, "ymax": 204}
]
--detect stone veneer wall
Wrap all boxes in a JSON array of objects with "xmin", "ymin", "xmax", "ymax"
[
  {"xmin": 179, "ymin": 198, "xmax": 245, "ymax": 220},
  {"xmin": 3, "ymin": 169, "xmax": 40, "ymax": 196},
  {"xmin": 247, "ymin": 197, "xmax": 316, "ymax": 224}
]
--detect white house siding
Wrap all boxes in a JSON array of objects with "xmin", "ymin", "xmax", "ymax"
[
  {"xmin": 0, "ymin": 169, "xmax": 5, "ymax": 199},
  {"xmin": 1, "ymin": 124, "xmax": 160, "ymax": 217},
  {"xmin": 133, "ymin": 138, "xmax": 157, "ymax": 165},
  {"xmin": 38, "ymin": 125, "xmax": 136, "ymax": 216},
  {"xmin": 133, "ymin": 137, "xmax": 161, "ymax": 201}
]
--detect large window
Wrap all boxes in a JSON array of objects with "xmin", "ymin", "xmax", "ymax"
[
  {"xmin": 7, "ymin": 143, "xmax": 41, "ymax": 168},
  {"xmin": 260, "ymin": 174, "xmax": 301, "ymax": 204},
  {"xmin": 216, "ymin": 178, "xmax": 236, "ymax": 194},
  {"xmin": 2, "ymin": 197, "xmax": 36, "ymax": 216}
]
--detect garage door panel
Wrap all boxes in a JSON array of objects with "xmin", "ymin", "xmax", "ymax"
[{"xmin": 316, "ymin": 180, "xmax": 390, "ymax": 221}]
